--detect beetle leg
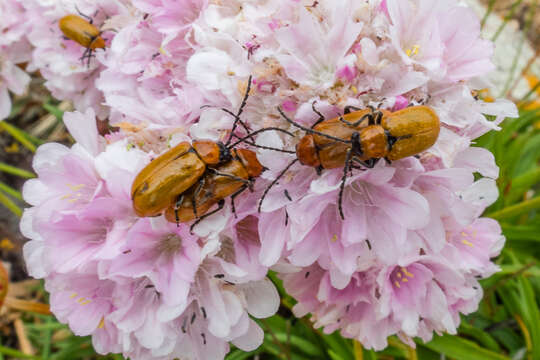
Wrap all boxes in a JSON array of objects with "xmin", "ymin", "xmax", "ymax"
[
  {"xmin": 310, "ymin": 101, "xmax": 326, "ymax": 128},
  {"xmin": 191, "ymin": 177, "xmax": 207, "ymax": 219},
  {"xmin": 174, "ymin": 194, "xmax": 185, "ymax": 227},
  {"xmin": 258, "ymin": 158, "xmax": 299, "ymax": 213},
  {"xmin": 341, "ymin": 112, "xmax": 372, "ymax": 127},
  {"xmin": 374, "ymin": 110, "xmax": 383, "ymax": 125},
  {"xmin": 338, "ymin": 149, "xmax": 353, "ymax": 220},
  {"xmin": 352, "ymin": 157, "xmax": 377, "ymax": 169},
  {"xmin": 284, "ymin": 189, "xmax": 292, "ymax": 201},
  {"xmin": 190, "ymin": 199, "xmax": 225, "ymax": 234},
  {"xmin": 384, "ymin": 157, "xmax": 391, "ymax": 165},
  {"xmin": 344, "ymin": 105, "xmax": 362, "ymax": 114},
  {"xmin": 207, "ymin": 168, "xmax": 250, "ymax": 185},
  {"xmin": 230, "ymin": 185, "xmax": 248, "ymax": 218},
  {"xmin": 316, "ymin": 165, "xmax": 324, "ymax": 176}
]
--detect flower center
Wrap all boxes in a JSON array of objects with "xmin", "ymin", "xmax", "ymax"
[
  {"xmin": 405, "ymin": 44, "xmax": 421, "ymax": 58},
  {"xmin": 459, "ymin": 229, "xmax": 476, "ymax": 248},
  {"xmin": 390, "ymin": 266, "xmax": 415, "ymax": 289},
  {"xmin": 61, "ymin": 183, "xmax": 86, "ymax": 203},
  {"xmin": 216, "ymin": 237, "xmax": 236, "ymax": 263},
  {"xmin": 157, "ymin": 233, "xmax": 183, "ymax": 257}
]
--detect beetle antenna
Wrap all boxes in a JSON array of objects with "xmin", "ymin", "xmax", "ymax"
[
  {"xmin": 258, "ymin": 158, "xmax": 299, "ymax": 213},
  {"xmin": 227, "ymin": 127, "xmax": 295, "ymax": 149},
  {"xmin": 200, "ymin": 105, "xmax": 251, "ymax": 135},
  {"xmin": 75, "ymin": 5, "xmax": 93, "ymax": 23},
  {"xmin": 277, "ymin": 107, "xmax": 352, "ymax": 144},
  {"xmin": 230, "ymin": 135, "xmax": 296, "ymax": 154},
  {"xmin": 225, "ymin": 75, "xmax": 253, "ymax": 146}
]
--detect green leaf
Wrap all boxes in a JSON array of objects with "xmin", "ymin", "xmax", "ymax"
[
  {"xmin": 516, "ymin": 277, "xmax": 540, "ymax": 359},
  {"xmin": 459, "ymin": 322, "xmax": 501, "ymax": 352},
  {"xmin": 419, "ymin": 334, "xmax": 510, "ymax": 360},
  {"xmin": 43, "ymin": 103, "xmax": 65, "ymax": 122}
]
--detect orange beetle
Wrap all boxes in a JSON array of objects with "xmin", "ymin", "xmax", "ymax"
[
  {"xmin": 163, "ymin": 148, "xmax": 264, "ymax": 232},
  {"xmin": 259, "ymin": 104, "xmax": 440, "ymax": 218},
  {"xmin": 59, "ymin": 13, "xmax": 106, "ymax": 66},
  {"xmin": 131, "ymin": 140, "xmax": 231, "ymax": 218},
  {"xmin": 131, "ymin": 76, "xmax": 294, "ymax": 223}
]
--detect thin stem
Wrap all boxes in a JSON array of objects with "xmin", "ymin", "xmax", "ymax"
[
  {"xmin": 0, "ymin": 121, "xmax": 37, "ymax": 153},
  {"xmin": 0, "ymin": 181, "xmax": 23, "ymax": 201},
  {"xmin": 0, "ymin": 190, "xmax": 22, "ymax": 217},
  {"xmin": 0, "ymin": 345, "xmax": 40, "ymax": 360},
  {"xmin": 491, "ymin": 0, "xmax": 524, "ymax": 42},
  {"xmin": 487, "ymin": 196, "xmax": 540, "ymax": 220},
  {"xmin": 481, "ymin": 0, "xmax": 497, "ymax": 29},
  {"xmin": 0, "ymin": 162, "xmax": 35, "ymax": 178}
]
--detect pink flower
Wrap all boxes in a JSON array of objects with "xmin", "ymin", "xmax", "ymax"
[
  {"xmin": 385, "ymin": 0, "xmax": 495, "ymax": 82},
  {"xmin": 19, "ymin": 0, "xmax": 514, "ymax": 357},
  {"xmin": 0, "ymin": 0, "xmax": 32, "ymax": 120},
  {"xmin": 104, "ymin": 218, "xmax": 202, "ymax": 310}
]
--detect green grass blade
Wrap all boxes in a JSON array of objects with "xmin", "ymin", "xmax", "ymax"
[
  {"xmin": 487, "ymin": 196, "xmax": 540, "ymax": 220},
  {"xmin": 0, "ymin": 345, "xmax": 40, "ymax": 359},
  {"xmin": 0, "ymin": 189, "xmax": 22, "ymax": 217},
  {"xmin": 0, "ymin": 181, "xmax": 23, "ymax": 200},
  {"xmin": 0, "ymin": 121, "xmax": 37, "ymax": 152},
  {"xmin": 420, "ymin": 334, "xmax": 510, "ymax": 360},
  {"xmin": 0, "ymin": 162, "xmax": 35, "ymax": 178}
]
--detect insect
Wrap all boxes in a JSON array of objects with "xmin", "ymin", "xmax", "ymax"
[
  {"xmin": 258, "ymin": 104, "xmax": 440, "ymax": 218},
  {"xmin": 58, "ymin": 11, "xmax": 106, "ymax": 67},
  {"xmin": 132, "ymin": 76, "xmax": 294, "ymax": 223},
  {"xmin": 163, "ymin": 148, "xmax": 264, "ymax": 232}
]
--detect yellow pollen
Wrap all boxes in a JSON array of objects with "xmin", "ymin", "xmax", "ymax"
[
  {"xmin": 331, "ymin": 235, "xmax": 338, "ymax": 243},
  {"xmin": 80, "ymin": 300, "xmax": 92, "ymax": 305},
  {"xmin": 70, "ymin": 293, "xmax": 78, "ymax": 299},
  {"xmin": 351, "ymin": 86, "xmax": 358, "ymax": 94},
  {"xmin": 394, "ymin": 281, "xmax": 401, "ymax": 288},
  {"xmin": 67, "ymin": 184, "xmax": 85, "ymax": 191},
  {"xmin": 461, "ymin": 231, "xmax": 468, "ymax": 237},
  {"xmin": 461, "ymin": 239, "xmax": 474, "ymax": 247},
  {"xmin": 402, "ymin": 278, "xmax": 409, "ymax": 283},
  {"xmin": 76, "ymin": 297, "xmax": 87, "ymax": 304},
  {"xmin": 397, "ymin": 272, "xmax": 402, "ymax": 278},
  {"xmin": 60, "ymin": 194, "xmax": 72, "ymax": 200},
  {"xmin": 98, "ymin": 318, "xmax": 105, "ymax": 329},
  {"xmin": 401, "ymin": 267, "xmax": 414, "ymax": 278},
  {"xmin": 158, "ymin": 46, "xmax": 167, "ymax": 55},
  {"xmin": 405, "ymin": 44, "xmax": 420, "ymax": 57}
]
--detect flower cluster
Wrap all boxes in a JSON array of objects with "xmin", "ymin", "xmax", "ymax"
[
  {"xmin": 11, "ymin": 0, "xmax": 518, "ymax": 359},
  {"xmin": 0, "ymin": 0, "xmax": 32, "ymax": 120}
]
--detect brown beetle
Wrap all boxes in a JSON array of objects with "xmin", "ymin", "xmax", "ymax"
[
  {"xmin": 59, "ymin": 12, "xmax": 106, "ymax": 66},
  {"xmin": 259, "ymin": 104, "xmax": 440, "ymax": 218},
  {"xmin": 163, "ymin": 148, "xmax": 264, "ymax": 232},
  {"xmin": 131, "ymin": 76, "xmax": 294, "ymax": 225}
]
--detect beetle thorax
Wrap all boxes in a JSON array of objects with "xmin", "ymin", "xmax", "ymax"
[{"xmin": 358, "ymin": 125, "xmax": 388, "ymax": 159}]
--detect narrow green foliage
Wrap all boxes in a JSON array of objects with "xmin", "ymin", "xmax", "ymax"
[
  {"xmin": 0, "ymin": 162, "xmax": 35, "ymax": 178},
  {"xmin": 0, "ymin": 121, "xmax": 38, "ymax": 152},
  {"xmin": 0, "ymin": 189, "xmax": 22, "ymax": 217}
]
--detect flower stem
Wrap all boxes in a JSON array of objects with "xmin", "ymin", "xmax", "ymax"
[
  {"xmin": 488, "ymin": 196, "xmax": 540, "ymax": 220},
  {"xmin": 0, "ymin": 162, "xmax": 35, "ymax": 178}
]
